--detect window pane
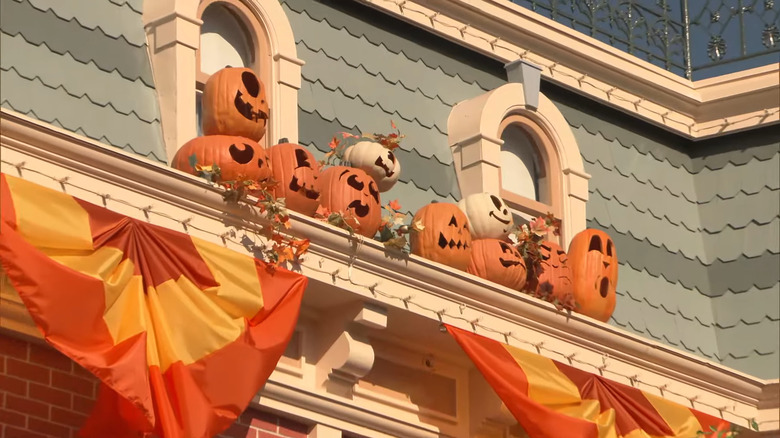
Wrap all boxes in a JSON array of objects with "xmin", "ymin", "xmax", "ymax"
[
  {"xmin": 500, "ymin": 124, "xmax": 540, "ymax": 201},
  {"xmin": 200, "ymin": 4, "xmax": 253, "ymax": 75}
]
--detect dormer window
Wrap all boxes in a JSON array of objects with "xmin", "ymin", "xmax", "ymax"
[{"xmin": 447, "ymin": 83, "xmax": 590, "ymax": 247}]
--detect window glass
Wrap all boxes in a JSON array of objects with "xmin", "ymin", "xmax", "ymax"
[
  {"xmin": 500, "ymin": 124, "xmax": 541, "ymax": 201},
  {"xmin": 200, "ymin": 4, "xmax": 253, "ymax": 75}
]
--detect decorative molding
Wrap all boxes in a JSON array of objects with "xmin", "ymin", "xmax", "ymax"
[
  {"xmin": 1, "ymin": 109, "xmax": 777, "ymax": 432},
  {"xmin": 448, "ymin": 83, "xmax": 590, "ymax": 246},
  {"xmin": 355, "ymin": 0, "xmax": 780, "ymax": 140}
]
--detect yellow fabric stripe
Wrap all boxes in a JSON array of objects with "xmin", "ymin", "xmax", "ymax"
[
  {"xmin": 148, "ymin": 277, "xmax": 246, "ymax": 372},
  {"xmin": 503, "ymin": 343, "xmax": 582, "ymax": 406},
  {"xmin": 644, "ymin": 392, "xmax": 704, "ymax": 438},
  {"xmin": 6, "ymin": 175, "xmax": 93, "ymax": 252},
  {"xmin": 191, "ymin": 237, "xmax": 264, "ymax": 317}
]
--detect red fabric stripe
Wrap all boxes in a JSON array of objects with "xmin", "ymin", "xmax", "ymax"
[
  {"xmin": 74, "ymin": 198, "xmax": 219, "ymax": 291},
  {"xmin": 0, "ymin": 174, "xmax": 18, "ymax": 230},
  {"xmin": 691, "ymin": 407, "xmax": 731, "ymax": 436},
  {"xmin": 446, "ymin": 325, "xmax": 597, "ymax": 438},
  {"xmin": 554, "ymin": 361, "xmax": 674, "ymax": 436}
]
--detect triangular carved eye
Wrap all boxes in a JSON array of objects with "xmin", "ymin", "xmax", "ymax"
[
  {"xmin": 388, "ymin": 151, "xmax": 396, "ymax": 163},
  {"xmin": 295, "ymin": 148, "xmax": 312, "ymax": 168},
  {"xmin": 490, "ymin": 195, "xmax": 502, "ymax": 210},
  {"xmin": 448, "ymin": 216, "xmax": 457, "ymax": 226}
]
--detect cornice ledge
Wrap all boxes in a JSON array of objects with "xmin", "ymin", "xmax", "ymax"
[
  {"xmin": 355, "ymin": 0, "xmax": 779, "ymax": 139},
  {"xmin": 1, "ymin": 109, "xmax": 776, "ymax": 422}
]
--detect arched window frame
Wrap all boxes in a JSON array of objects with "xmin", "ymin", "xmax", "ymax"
[
  {"xmin": 448, "ymin": 83, "xmax": 590, "ymax": 247},
  {"xmin": 143, "ymin": 0, "xmax": 303, "ymax": 162},
  {"xmin": 497, "ymin": 113, "xmax": 562, "ymax": 220}
]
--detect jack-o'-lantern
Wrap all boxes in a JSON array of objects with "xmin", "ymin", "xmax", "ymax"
[
  {"xmin": 526, "ymin": 241, "xmax": 573, "ymax": 303},
  {"xmin": 319, "ymin": 166, "xmax": 382, "ymax": 237},
  {"xmin": 171, "ymin": 135, "xmax": 272, "ymax": 183},
  {"xmin": 568, "ymin": 229, "xmax": 618, "ymax": 322},
  {"xmin": 343, "ymin": 141, "xmax": 401, "ymax": 192},
  {"xmin": 268, "ymin": 143, "xmax": 321, "ymax": 216},
  {"xmin": 410, "ymin": 203, "xmax": 472, "ymax": 271},
  {"xmin": 458, "ymin": 193, "xmax": 514, "ymax": 240},
  {"xmin": 467, "ymin": 239, "xmax": 527, "ymax": 290},
  {"xmin": 202, "ymin": 67, "xmax": 270, "ymax": 142}
]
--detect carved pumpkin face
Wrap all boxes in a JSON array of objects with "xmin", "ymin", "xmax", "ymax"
[
  {"xmin": 467, "ymin": 239, "xmax": 527, "ymax": 290},
  {"xmin": 171, "ymin": 135, "xmax": 272, "ymax": 183},
  {"xmin": 202, "ymin": 67, "xmax": 270, "ymax": 142},
  {"xmin": 343, "ymin": 141, "xmax": 401, "ymax": 192},
  {"xmin": 527, "ymin": 241, "xmax": 573, "ymax": 303},
  {"xmin": 319, "ymin": 166, "xmax": 382, "ymax": 237},
  {"xmin": 410, "ymin": 203, "xmax": 472, "ymax": 271},
  {"xmin": 268, "ymin": 143, "xmax": 321, "ymax": 216},
  {"xmin": 568, "ymin": 229, "xmax": 618, "ymax": 322},
  {"xmin": 458, "ymin": 193, "xmax": 514, "ymax": 240}
]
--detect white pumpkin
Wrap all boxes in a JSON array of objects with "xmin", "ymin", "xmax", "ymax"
[
  {"xmin": 343, "ymin": 141, "xmax": 401, "ymax": 192},
  {"xmin": 458, "ymin": 193, "xmax": 514, "ymax": 240}
]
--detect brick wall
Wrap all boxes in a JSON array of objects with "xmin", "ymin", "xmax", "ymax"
[
  {"xmin": 1, "ymin": 334, "xmax": 311, "ymax": 438},
  {"xmin": 218, "ymin": 410, "xmax": 311, "ymax": 438},
  {"xmin": 0, "ymin": 334, "xmax": 98, "ymax": 438}
]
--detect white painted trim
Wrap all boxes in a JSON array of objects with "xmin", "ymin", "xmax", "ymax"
[
  {"xmin": 355, "ymin": 0, "xmax": 780, "ymax": 140},
  {"xmin": 1, "ymin": 109, "xmax": 777, "ymax": 433},
  {"xmin": 448, "ymin": 83, "xmax": 590, "ymax": 246}
]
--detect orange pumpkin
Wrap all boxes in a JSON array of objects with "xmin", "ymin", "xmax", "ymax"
[
  {"xmin": 568, "ymin": 229, "xmax": 618, "ymax": 322},
  {"xmin": 268, "ymin": 143, "xmax": 321, "ymax": 216},
  {"xmin": 202, "ymin": 67, "xmax": 270, "ymax": 142},
  {"xmin": 410, "ymin": 203, "xmax": 472, "ymax": 271},
  {"xmin": 467, "ymin": 239, "xmax": 527, "ymax": 290},
  {"xmin": 171, "ymin": 135, "xmax": 272, "ymax": 183},
  {"xmin": 319, "ymin": 166, "xmax": 382, "ymax": 237},
  {"xmin": 526, "ymin": 241, "xmax": 573, "ymax": 304}
]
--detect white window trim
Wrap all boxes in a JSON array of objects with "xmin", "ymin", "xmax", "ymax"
[
  {"xmin": 448, "ymin": 83, "xmax": 590, "ymax": 247},
  {"xmin": 144, "ymin": 0, "xmax": 304, "ymax": 162}
]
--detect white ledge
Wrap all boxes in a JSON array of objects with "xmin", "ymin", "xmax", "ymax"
[{"xmin": 1, "ymin": 109, "xmax": 777, "ymax": 432}]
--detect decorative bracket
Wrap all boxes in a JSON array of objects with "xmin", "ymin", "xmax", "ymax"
[{"xmin": 314, "ymin": 302, "xmax": 388, "ymax": 397}]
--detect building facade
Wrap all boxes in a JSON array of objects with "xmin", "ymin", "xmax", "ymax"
[{"xmin": 1, "ymin": 0, "xmax": 778, "ymax": 437}]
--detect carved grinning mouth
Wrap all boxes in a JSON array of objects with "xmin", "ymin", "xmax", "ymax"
[
  {"xmin": 437, "ymin": 232, "xmax": 469, "ymax": 250},
  {"xmin": 234, "ymin": 91, "xmax": 268, "ymax": 122},
  {"xmin": 374, "ymin": 156, "xmax": 394, "ymax": 177},
  {"xmin": 347, "ymin": 200, "xmax": 370, "ymax": 217},
  {"xmin": 499, "ymin": 258, "xmax": 521, "ymax": 267},
  {"xmin": 289, "ymin": 176, "xmax": 320, "ymax": 200},
  {"xmin": 489, "ymin": 211, "xmax": 511, "ymax": 225}
]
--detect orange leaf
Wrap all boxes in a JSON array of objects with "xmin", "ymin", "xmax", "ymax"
[
  {"xmin": 388, "ymin": 199, "xmax": 401, "ymax": 211},
  {"xmin": 390, "ymin": 120, "xmax": 397, "ymax": 130}
]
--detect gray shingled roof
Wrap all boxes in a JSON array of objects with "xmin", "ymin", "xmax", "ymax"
[
  {"xmin": 284, "ymin": 0, "xmax": 779, "ymax": 379},
  {"xmin": 0, "ymin": 0, "xmax": 166, "ymax": 162}
]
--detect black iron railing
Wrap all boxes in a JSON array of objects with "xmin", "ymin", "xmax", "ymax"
[{"xmin": 508, "ymin": 0, "xmax": 779, "ymax": 79}]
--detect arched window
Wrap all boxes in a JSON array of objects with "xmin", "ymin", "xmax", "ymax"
[
  {"xmin": 196, "ymin": 0, "xmax": 273, "ymax": 145},
  {"xmin": 447, "ymin": 83, "xmax": 589, "ymax": 247},
  {"xmin": 497, "ymin": 114, "xmax": 562, "ymax": 230}
]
